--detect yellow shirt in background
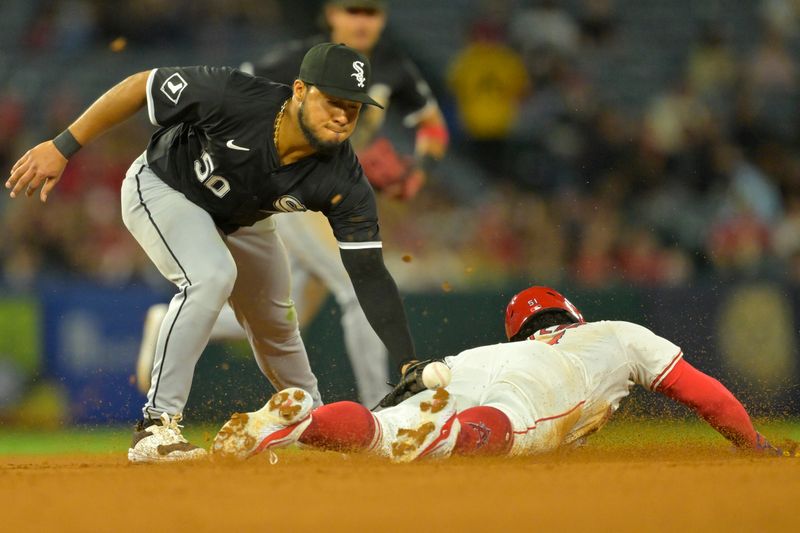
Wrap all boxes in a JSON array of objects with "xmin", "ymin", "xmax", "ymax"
[{"xmin": 448, "ymin": 42, "xmax": 529, "ymax": 139}]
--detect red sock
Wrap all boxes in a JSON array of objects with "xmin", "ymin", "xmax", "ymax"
[
  {"xmin": 299, "ymin": 401, "xmax": 376, "ymax": 452},
  {"xmin": 454, "ymin": 406, "xmax": 513, "ymax": 456}
]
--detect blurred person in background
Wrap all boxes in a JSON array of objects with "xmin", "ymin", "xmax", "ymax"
[
  {"xmin": 510, "ymin": 0, "xmax": 580, "ymax": 61},
  {"xmin": 570, "ymin": 200, "xmax": 619, "ymax": 287},
  {"xmin": 136, "ymin": 0, "xmax": 449, "ymax": 408},
  {"xmin": 577, "ymin": 0, "xmax": 618, "ymax": 47},
  {"xmin": 747, "ymin": 24, "xmax": 797, "ymax": 92},
  {"xmin": 773, "ymin": 194, "xmax": 800, "ymax": 279},
  {"xmin": 448, "ymin": 16, "xmax": 529, "ymax": 141},
  {"xmin": 447, "ymin": 13, "xmax": 529, "ymax": 178},
  {"xmin": 643, "ymin": 79, "xmax": 713, "ymax": 160},
  {"xmin": 759, "ymin": 0, "xmax": 800, "ymax": 40},
  {"xmin": 686, "ymin": 22, "xmax": 738, "ymax": 100}
]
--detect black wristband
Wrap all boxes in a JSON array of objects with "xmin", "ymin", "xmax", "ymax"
[
  {"xmin": 52, "ymin": 129, "xmax": 82, "ymax": 159},
  {"xmin": 416, "ymin": 154, "xmax": 439, "ymax": 175}
]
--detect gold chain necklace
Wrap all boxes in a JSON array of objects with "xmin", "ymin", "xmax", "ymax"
[{"xmin": 273, "ymin": 98, "xmax": 289, "ymax": 153}]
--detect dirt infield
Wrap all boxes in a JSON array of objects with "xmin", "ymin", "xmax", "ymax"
[{"xmin": 3, "ymin": 443, "xmax": 798, "ymax": 533}]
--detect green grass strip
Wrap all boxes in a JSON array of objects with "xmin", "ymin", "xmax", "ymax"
[{"xmin": 1, "ymin": 418, "xmax": 798, "ymax": 456}]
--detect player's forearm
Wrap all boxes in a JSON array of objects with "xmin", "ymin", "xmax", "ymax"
[
  {"xmin": 339, "ymin": 247, "xmax": 416, "ymax": 367},
  {"xmin": 656, "ymin": 358, "xmax": 757, "ymax": 448},
  {"xmin": 6, "ymin": 71, "xmax": 149, "ymax": 201},
  {"xmin": 67, "ymin": 71, "xmax": 150, "ymax": 146},
  {"xmin": 414, "ymin": 107, "xmax": 449, "ymax": 160}
]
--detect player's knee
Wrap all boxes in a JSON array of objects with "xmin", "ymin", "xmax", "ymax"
[
  {"xmin": 454, "ymin": 406, "xmax": 513, "ymax": 456},
  {"xmin": 193, "ymin": 255, "xmax": 237, "ymax": 302},
  {"xmin": 257, "ymin": 323, "xmax": 301, "ymax": 349}
]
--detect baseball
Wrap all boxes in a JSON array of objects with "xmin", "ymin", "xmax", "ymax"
[{"xmin": 422, "ymin": 361, "xmax": 452, "ymax": 389}]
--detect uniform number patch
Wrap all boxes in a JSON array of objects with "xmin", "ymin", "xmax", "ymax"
[
  {"xmin": 160, "ymin": 73, "xmax": 188, "ymax": 104},
  {"xmin": 194, "ymin": 151, "xmax": 231, "ymax": 198}
]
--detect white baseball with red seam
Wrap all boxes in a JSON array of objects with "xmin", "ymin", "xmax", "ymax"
[{"xmin": 422, "ymin": 361, "xmax": 451, "ymax": 389}]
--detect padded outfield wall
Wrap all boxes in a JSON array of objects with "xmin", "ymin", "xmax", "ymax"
[{"xmin": 0, "ymin": 280, "xmax": 797, "ymax": 424}]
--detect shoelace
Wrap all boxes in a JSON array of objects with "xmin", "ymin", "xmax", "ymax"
[{"xmin": 159, "ymin": 412, "xmax": 189, "ymax": 442}]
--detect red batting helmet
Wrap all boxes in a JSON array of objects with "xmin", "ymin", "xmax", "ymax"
[{"xmin": 504, "ymin": 286, "xmax": 585, "ymax": 340}]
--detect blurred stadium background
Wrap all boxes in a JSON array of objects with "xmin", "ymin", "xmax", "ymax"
[{"xmin": 2, "ymin": 0, "xmax": 800, "ymax": 433}]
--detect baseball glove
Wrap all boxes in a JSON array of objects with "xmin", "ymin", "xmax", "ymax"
[
  {"xmin": 375, "ymin": 359, "xmax": 442, "ymax": 409},
  {"xmin": 357, "ymin": 137, "xmax": 414, "ymax": 191}
]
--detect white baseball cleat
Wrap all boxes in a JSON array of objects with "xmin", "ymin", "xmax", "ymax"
[
  {"xmin": 390, "ymin": 387, "xmax": 460, "ymax": 463},
  {"xmin": 136, "ymin": 303, "xmax": 168, "ymax": 395},
  {"xmin": 211, "ymin": 387, "xmax": 314, "ymax": 460},
  {"xmin": 127, "ymin": 412, "xmax": 207, "ymax": 464}
]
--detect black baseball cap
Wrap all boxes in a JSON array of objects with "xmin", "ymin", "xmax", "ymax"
[{"xmin": 299, "ymin": 42, "xmax": 384, "ymax": 108}]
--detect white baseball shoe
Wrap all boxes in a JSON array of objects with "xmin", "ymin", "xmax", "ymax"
[
  {"xmin": 135, "ymin": 303, "xmax": 168, "ymax": 395},
  {"xmin": 211, "ymin": 387, "xmax": 314, "ymax": 460},
  {"xmin": 127, "ymin": 413, "xmax": 207, "ymax": 463},
  {"xmin": 390, "ymin": 388, "xmax": 461, "ymax": 462}
]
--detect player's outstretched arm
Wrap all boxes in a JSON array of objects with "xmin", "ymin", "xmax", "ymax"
[
  {"xmin": 377, "ymin": 107, "xmax": 450, "ymax": 201},
  {"xmin": 414, "ymin": 106, "xmax": 449, "ymax": 162},
  {"xmin": 6, "ymin": 70, "xmax": 150, "ymax": 202},
  {"xmin": 394, "ymin": 107, "xmax": 449, "ymax": 201},
  {"xmin": 655, "ymin": 358, "xmax": 758, "ymax": 449},
  {"xmin": 339, "ymin": 247, "xmax": 416, "ymax": 369}
]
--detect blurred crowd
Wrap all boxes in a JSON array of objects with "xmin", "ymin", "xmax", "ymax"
[
  {"xmin": 3, "ymin": 0, "xmax": 800, "ymax": 292},
  {"xmin": 387, "ymin": 0, "xmax": 800, "ymax": 290}
]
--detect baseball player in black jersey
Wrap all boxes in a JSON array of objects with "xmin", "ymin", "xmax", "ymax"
[
  {"xmin": 136, "ymin": 0, "xmax": 449, "ymax": 408},
  {"xmin": 244, "ymin": 0, "xmax": 448, "ymax": 162},
  {"xmin": 6, "ymin": 43, "xmax": 416, "ymax": 463}
]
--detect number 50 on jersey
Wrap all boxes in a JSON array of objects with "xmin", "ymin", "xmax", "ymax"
[{"xmin": 194, "ymin": 151, "xmax": 231, "ymax": 198}]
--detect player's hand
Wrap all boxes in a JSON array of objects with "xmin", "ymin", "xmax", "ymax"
[
  {"xmin": 375, "ymin": 359, "xmax": 434, "ymax": 410},
  {"xmin": 384, "ymin": 168, "xmax": 425, "ymax": 201},
  {"xmin": 754, "ymin": 432, "xmax": 800, "ymax": 457},
  {"xmin": 400, "ymin": 359, "xmax": 420, "ymax": 375},
  {"xmin": 6, "ymin": 141, "xmax": 68, "ymax": 202}
]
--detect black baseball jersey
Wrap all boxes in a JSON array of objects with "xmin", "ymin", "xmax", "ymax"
[
  {"xmin": 244, "ymin": 35, "xmax": 436, "ymax": 127},
  {"xmin": 144, "ymin": 66, "xmax": 380, "ymax": 244}
]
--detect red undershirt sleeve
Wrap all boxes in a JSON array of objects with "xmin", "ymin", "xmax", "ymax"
[{"xmin": 655, "ymin": 358, "xmax": 757, "ymax": 449}]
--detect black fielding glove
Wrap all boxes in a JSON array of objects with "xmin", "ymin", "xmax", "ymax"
[{"xmin": 375, "ymin": 359, "xmax": 440, "ymax": 410}]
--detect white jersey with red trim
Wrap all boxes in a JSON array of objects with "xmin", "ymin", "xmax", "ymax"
[
  {"xmin": 530, "ymin": 320, "xmax": 682, "ymax": 391},
  {"xmin": 373, "ymin": 320, "xmax": 682, "ymax": 456},
  {"xmin": 505, "ymin": 320, "xmax": 683, "ymax": 453}
]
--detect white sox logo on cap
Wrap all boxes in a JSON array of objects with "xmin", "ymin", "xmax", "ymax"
[
  {"xmin": 351, "ymin": 61, "xmax": 366, "ymax": 88},
  {"xmin": 273, "ymin": 195, "xmax": 307, "ymax": 213}
]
